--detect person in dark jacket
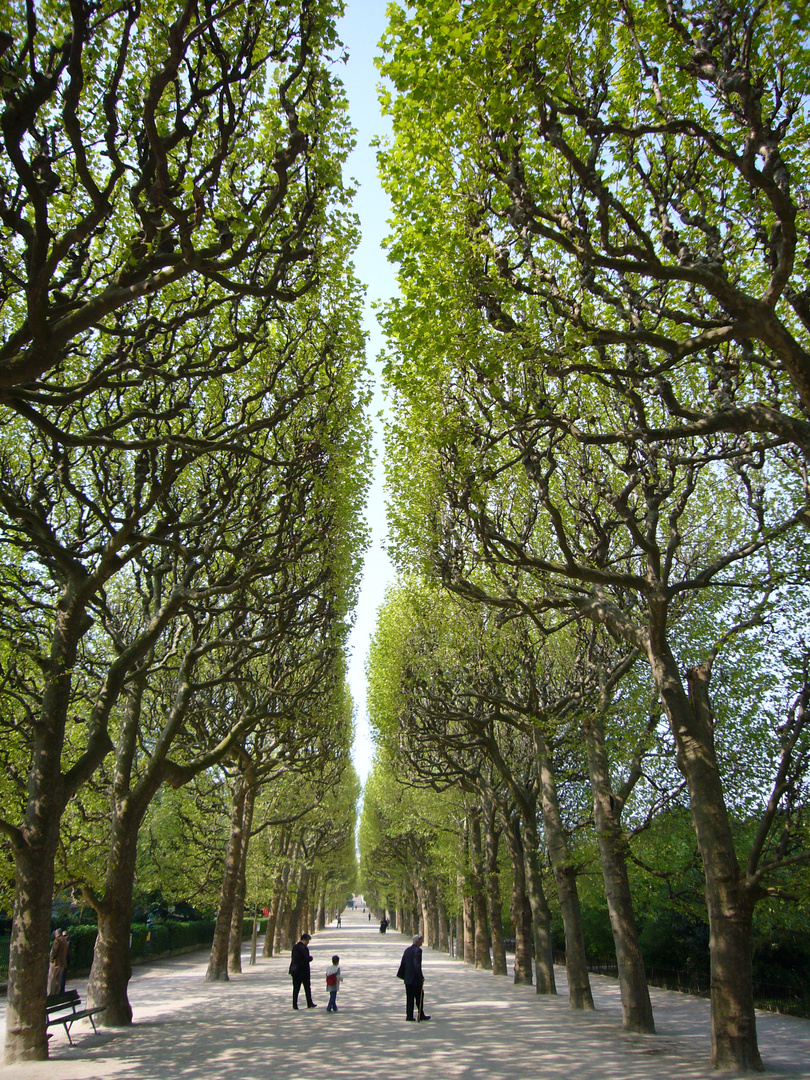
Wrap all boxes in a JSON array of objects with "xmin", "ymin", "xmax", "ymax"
[
  {"xmin": 289, "ymin": 932, "xmax": 317, "ymax": 1009},
  {"xmin": 397, "ymin": 934, "xmax": 430, "ymax": 1021},
  {"xmin": 47, "ymin": 929, "xmax": 69, "ymax": 996}
]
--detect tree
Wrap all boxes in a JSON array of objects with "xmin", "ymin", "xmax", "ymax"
[
  {"xmin": 0, "ymin": 0, "xmax": 347, "ymax": 390},
  {"xmin": 249, "ymin": 751, "xmax": 358, "ymax": 957},
  {"xmin": 377, "ymin": 0, "xmax": 810, "ymax": 1069},
  {"xmin": 0, "ymin": 0, "xmax": 368, "ymax": 1061},
  {"xmin": 359, "ymin": 748, "xmax": 460, "ymax": 948},
  {"xmin": 206, "ymin": 671, "xmax": 355, "ymax": 981}
]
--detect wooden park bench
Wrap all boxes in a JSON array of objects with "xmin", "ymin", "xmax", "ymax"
[{"xmin": 45, "ymin": 990, "xmax": 103, "ymax": 1044}]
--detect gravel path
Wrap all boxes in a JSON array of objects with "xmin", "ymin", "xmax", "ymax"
[{"xmin": 2, "ymin": 907, "xmax": 809, "ymax": 1079}]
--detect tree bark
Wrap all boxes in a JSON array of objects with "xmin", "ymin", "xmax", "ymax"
[
  {"xmin": 287, "ymin": 864, "xmax": 311, "ymax": 945},
  {"xmin": 265, "ymin": 860, "xmax": 290, "ymax": 957},
  {"xmin": 652, "ymin": 638, "xmax": 763, "ymax": 1071},
  {"xmin": 426, "ymin": 883, "xmax": 440, "ymax": 950},
  {"xmin": 315, "ymin": 880, "xmax": 326, "ymax": 931},
  {"xmin": 414, "ymin": 878, "xmax": 430, "ymax": 944},
  {"xmin": 582, "ymin": 710, "xmax": 654, "ymax": 1032},
  {"xmin": 275, "ymin": 891, "xmax": 292, "ymax": 953},
  {"xmin": 520, "ymin": 809, "xmax": 557, "ymax": 995},
  {"xmin": 503, "ymin": 815, "xmax": 533, "ymax": 984},
  {"xmin": 227, "ymin": 781, "xmax": 255, "ymax": 974},
  {"xmin": 4, "ymin": 814, "xmax": 62, "ymax": 1062},
  {"xmin": 455, "ymin": 872, "xmax": 465, "ymax": 959},
  {"xmin": 3, "ymin": 608, "xmax": 112, "ymax": 1064},
  {"xmin": 533, "ymin": 726, "xmax": 594, "ymax": 1011},
  {"xmin": 206, "ymin": 771, "xmax": 248, "ymax": 981},
  {"xmin": 470, "ymin": 810, "xmax": 492, "ymax": 970},
  {"xmin": 86, "ymin": 826, "xmax": 140, "ymax": 1025},
  {"xmin": 462, "ymin": 894, "xmax": 476, "ymax": 966},
  {"xmin": 437, "ymin": 892, "xmax": 449, "ymax": 953},
  {"xmin": 85, "ymin": 667, "xmax": 155, "ymax": 1025},
  {"xmin": 482, "ymin": 799, "xmax": 508, "ymax": 975}
]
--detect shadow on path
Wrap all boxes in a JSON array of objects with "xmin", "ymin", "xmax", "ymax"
[{"xmin": 2, "ymin": 908, "xmax": 809, "ymax": 1079}]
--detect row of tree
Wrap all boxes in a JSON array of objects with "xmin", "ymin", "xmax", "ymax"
[
  {"xmin": 371, "ymin": 0, "xmax": 810, "ymax": 1073},
  {"xmin": 0, "ymin": 0, "xmax": 366, "ymax": 1063},
  {"xmin": 362, "ymin": 581, "xmax": 809, "ymax": 1019}
]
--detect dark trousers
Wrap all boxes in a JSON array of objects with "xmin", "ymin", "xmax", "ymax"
[
  {"xmin": 292, "ymin": 974, "xmax": 314, "ymax": 1008},
  {"xmin": 405, "ymin": 979, "xmax": 425, "ymax": 1019}
]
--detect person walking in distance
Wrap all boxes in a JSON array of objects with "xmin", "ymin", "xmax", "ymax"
[
  {"xmin": 397, "ymin": 934, "xmax": 430, "ymax": 1021},
  {"xmin": 289, "ymin": 932, "xmax": 317, "ymax": 1010}
]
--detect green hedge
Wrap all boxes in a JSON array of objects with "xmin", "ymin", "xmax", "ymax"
[
  {"xmin": 66, "ymin": 925, "xmax": 99, "ymax": 971},
  {"xmin": 63, "ymin": 919, "xmax": 221, "ymax": 970},
  {"xmin": 0, "ymin": 916, "xmax": 269, "ymax": 981}
]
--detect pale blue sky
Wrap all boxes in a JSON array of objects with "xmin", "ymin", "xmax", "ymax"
[{"xmin": 337, "ymin": 0, "xmax": 398, "ymax": 786}]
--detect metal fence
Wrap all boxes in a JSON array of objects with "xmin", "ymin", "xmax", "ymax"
[
  {"xmin": 585, "ymin": 959, "xmax": 810, "ymax": 1019},
  {"xmin": 502, "ymin": 943, "xmax": 809, "ymax": 1019}
]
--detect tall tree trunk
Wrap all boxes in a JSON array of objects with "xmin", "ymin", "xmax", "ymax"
[
  {"xmin": 206, "ymin": 771, "xmax": 248, "ymax": 981},
  {"xmin": 85, "ymin": 667, "xmax": 153, "ymax": 1025},
  {"xmin": 287, "ymin": 864, "xmax": 311, "ymax": 944},
  {"xmin": 4, "ymin": 614, "xmax": 111, "ymax": 1064},
  {"xmin": 521, "ymin": 809, "xmax": 556, "ymax": 995},
  {"xmin": 275, "ymin": 891, "xmax": 292, "ymax": 953},
  {"xmin": 470, "ymin": 810, "xmax": 492, "ymax": 970},
  {"xmin": 4, "ymin": 812, "xmax": 62, "ymax": 1063},
  {"xmin": 426, "ymin": 883, "xmax": 440, "ymax": 949},
  {"xmin": 455, "ymin": 872, "xmax": 465, "ymax": 959},
  {"xmin": 462, "ymin": 894, "xmax": 476, "ymax": 966},
  {"xmin": 264, "ymin": 860, "xmax": 290, "ymax": 957},
  {"xmin": 227, "ymin": 874, "xmax": 246, "ymax": 975},
  {"xmin": 482, "ymin": 799, "xmax": 507, "ymax": 975},
  {"xmin": 414, "ymin": 878, "xmax": 430, "ymax": 943},
  {"xmin": 583, "ymin": 710, "xmax": 654, "ymax": 1033},
  {"xmin": 227, "ymin": 781, "xmax": 255, "ymax": 974},
  {"xmin": 86, "ymin": 823, "xmax": 141, "ymax": 1025},
  {"xmin": 652, "ymin": 639, "xmax": 763, "ymax": 1071},
  {"xmin": 437, "ymin": 892, "xmax": 449, "ymax": 953},
  {"xmin": 315, "ymin": 880, "xmax": 326, "ymax": 930},
  {"xmin": 533, "ymin": 726, "xmax": 594, "ymax": 1011},
  {"xmin": 411, "ymin": 898, "xmax": 421, "ymax": 936},
  {"xmin": 503, "ymin": 815, "xmax": 533, "ymax": 984},
  {"xmin": 304, "ymin": 895, "xmax": 312, "ymax": 936}
]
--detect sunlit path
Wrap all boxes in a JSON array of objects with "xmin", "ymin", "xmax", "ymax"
[{"xmin": 2, "ymin": 906, "xmax": 808, "ymax": 1079}]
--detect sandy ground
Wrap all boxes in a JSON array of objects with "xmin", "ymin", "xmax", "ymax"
[{"xmin": 2, "ymin": 907, "xmax": 809, "ymax": 1080}]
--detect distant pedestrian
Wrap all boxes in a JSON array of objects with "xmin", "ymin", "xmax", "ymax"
[
  {"xmin": 47, "ymin": 929, "xmax": 68, "ymax": 996},
  {"xmin": 336, "ymin": 913, "xmax": 341, "ymax": 928},
  {"xmin": 379, "ymin": 916, "xmax": 389, "ymax": 934},
  {"xmin": 325, "ymin": 953, "xmax": 344, "ymax": 1012},
  {"xmin": 289, "ymin": 932, "xmax": 317, "ymax": 1009},
  {"xmin": 397, "ymin": 934, "xmax": 430, "ymax": 1021}
]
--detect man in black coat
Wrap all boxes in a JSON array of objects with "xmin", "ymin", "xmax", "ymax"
[
  {"xmin": 289, "ymin": 932, "xmax": 317, "ymax": 1009},
  {"xmin": 397, "ymin": 934, "xmax": 430, "ymax": 1021}
]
